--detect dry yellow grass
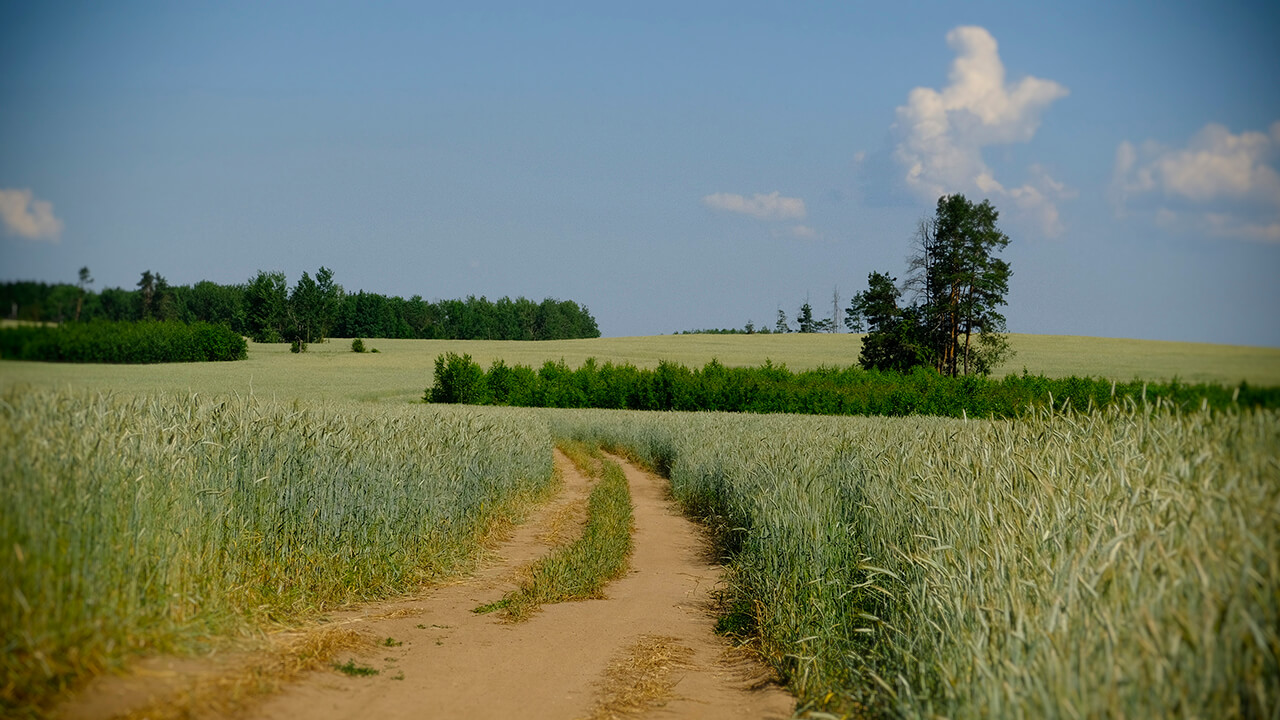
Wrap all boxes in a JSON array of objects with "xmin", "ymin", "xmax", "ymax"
[
  {"xmin": 121, "ymin": 627, "xmax": 368, "ymax": 720},
  {"xmin": 590, "ymin": 635, "xmax": 695, "ymax": 719}
]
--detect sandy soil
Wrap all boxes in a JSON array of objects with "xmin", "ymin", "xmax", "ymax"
[{"xmin": 55, "ymin": 451, "xmax": 795, "ymax": 720}]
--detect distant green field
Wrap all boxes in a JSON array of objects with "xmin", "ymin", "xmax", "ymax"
[{"xmin": 1, "ymin": 333, "xmax": 1277, "ymax": 404}]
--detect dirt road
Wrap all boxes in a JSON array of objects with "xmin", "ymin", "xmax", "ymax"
[{"xmin": 57, "ymin": 452, "xmax": 795, "ymax": 719}]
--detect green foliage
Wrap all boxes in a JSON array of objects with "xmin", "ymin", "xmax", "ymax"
[
  {"xmin": 0, "ymin": 389, "xmax": 554, "ymax": 715},
  {"xmin": 185, "ymin": 280, "xmax": 247, "ymax": 331},
  {"xmin": 0, "ymin": 320, "xmax": 247, "ymax": 363},
  {"xmin": 774, "ymin": 308, "xmax": 791, "ymax": 334},
  {"xmin": 135, "ymin": 270, "xmax": 177, "ymax": 321},
  {"xmin": 351, "ymin": 338, "xmax": 366, "ymax": 353},
  {"xmin": 675, "ymin": 327, "xmax": 752, "ymax": 334},
  {"xmin": 286, "ymin": 266, "xmax": 343, "ymax": 346},
  {"xmin": 910, "ymin": 194, "xmax": 1013, "ymax": 376},
  {"xmin": 424, "ymin": 354, "xmax": 1280, "ymax": 417},
  {"xmin": 552, "ymin": 406, "xmax": 1280, "ymax": 719},
  {"xmin": 852, "ymin": 195, "xmax": 1014, "ymax": 376},
  {"xmin": 858, "ymin": 306, "xmax": 930, "ymax": 373},
  {"xmin": 428, "ymin": 353, "xmax": 490, "ymax": 404},
  {"xmin": 245, "ymin": 270, "xmax": 288, "ymax": 343},
  {"xmin": 845, "ymin": 271, "xmax": 901, "ymax": 334},
  {"xmin": 1, "ymin": 273, "xmax": 601, "ymax": 342},
  {"xmin": 796, "ymin": 302, "xmax": 818, "ymax": 333}
]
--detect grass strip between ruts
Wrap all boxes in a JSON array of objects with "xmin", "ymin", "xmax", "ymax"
[{"xmin": 483, "ymin": 447, "xmax": 634, "ymax": 622}]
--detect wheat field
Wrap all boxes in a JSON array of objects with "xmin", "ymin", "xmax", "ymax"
[
  {"xmin": 0, "ymin": 389, "xmax": 554, "ymax": 715},
  {"xmin": 2, "ymin": 334, "xmax": 1278, "ymax": 718},
  {"xmin": 550, "ymin": 403, "xmax": 1280, "ymax": 718}
]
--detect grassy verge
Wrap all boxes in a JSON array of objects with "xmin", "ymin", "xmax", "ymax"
[{"xmin": 489, "ymin": 448, "xmax": 634, "ymax": 622}]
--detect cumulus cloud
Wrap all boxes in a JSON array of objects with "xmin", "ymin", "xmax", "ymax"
[
  {"xmin": 0, "ymin": 188, "xmax": 63, "ymax": 241},
  {"xmin": 893, "ymin": 26, "xmax": 1070, "ymax": 235},
  {"xmin": 1112, "ymin": 122, "xmax": 1280, "ymax": 242},
  {"xmin": 702, "ymin": 191, "xmax": 807, "ymax": 221}
]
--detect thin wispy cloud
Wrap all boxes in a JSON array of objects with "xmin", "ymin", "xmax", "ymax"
[
  {"xmin": 893, "ymin": 26, "xmax": 1070, "ymax": 235},
  {"xmin": 702, "ymin": 191, "xmax": 807, "ymax": 221},
  {"xmin": 1112, "ymin": 122, "xmax": 1280, "ymax": 242},
  {"xmin": 0, "ymin": 188, "xmax": 63, "ymax": 242}
]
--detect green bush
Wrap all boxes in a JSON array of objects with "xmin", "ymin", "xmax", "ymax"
[
  {"xmin": 427, "ymin": 352, "xmax": 489, "ymax": 404},
  {"xmin": 351, "ymin": 338, "xmax": 366, "ymax": 353},
  {"xmin": 0, "ymin": 320, "xmax": 247, "ymax": 364}
]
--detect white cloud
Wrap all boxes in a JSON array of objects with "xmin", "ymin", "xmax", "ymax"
[
  {"xmin": 702, "ymin": 191, "xmax": 807, "ymax": 221},
  {"xmin": 788, "ymin": 224, "xmax": 818, "ymax": 239},
  {"xmin": 1112, "ymin": 122, "xmax": 1280, "ymax": 242},
  {"xmin": 893, "ymin": 26, "xmax": 1070, "ymax": 235},
  {"xmin": 0, "ymin": 188, "xmax": 63, "ymax": 241}
]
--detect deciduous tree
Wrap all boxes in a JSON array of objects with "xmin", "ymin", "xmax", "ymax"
[{"xmin": 244, "ymin": 270, "xmax": 288, "ymax": 343}]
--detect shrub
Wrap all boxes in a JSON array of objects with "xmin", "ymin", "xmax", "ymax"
[
  {"xmin": 427, "ymin": 352, "xmax": 489, "ymax": 404},
  {"xmin": 351, "ymin": 338, "xmax": 366, "ymax": 353}
]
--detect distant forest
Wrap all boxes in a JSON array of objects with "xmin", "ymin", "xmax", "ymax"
[{"xmin": 0, "ymin": 268, "xmax": 600, "ymax": 342}]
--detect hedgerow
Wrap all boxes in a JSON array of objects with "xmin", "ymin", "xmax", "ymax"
[
  {"xmin": 0, "ymin": 320, "xmax": 247, "ymax": 364},
  {"xmin": 425, "ymin": 353, "xmax": 1279, "ymax": 418}
]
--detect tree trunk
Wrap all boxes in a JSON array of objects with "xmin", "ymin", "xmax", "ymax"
[{"xmin": 963, "ymin": 324, "xmax": 972, "ymax": 376}]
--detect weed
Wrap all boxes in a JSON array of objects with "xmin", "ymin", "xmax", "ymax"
[
  {"xmin": 472, "ymin": 599, "xmax": 508, "ymax": 615},
  {"xmin": 332, "ymin": 659, "xmax": 378, "ymax": 677}
]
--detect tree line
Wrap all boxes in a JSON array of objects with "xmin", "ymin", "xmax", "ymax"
[{"xmin": 1, "ymin": 268, "xmax": 601, "ymax": 346}]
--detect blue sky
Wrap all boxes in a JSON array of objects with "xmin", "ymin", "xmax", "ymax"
[{"xmin": 2, "ymin": 1, "xmax": 1279, "ymax": 345}]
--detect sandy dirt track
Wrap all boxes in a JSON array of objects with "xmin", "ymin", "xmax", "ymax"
[{"xmin": 57, "ymin": 451, "xmax": 795, "ymax": 720}]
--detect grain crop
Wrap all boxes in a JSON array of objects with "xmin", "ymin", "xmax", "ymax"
[
  {"xmin": 0, "ymin": 388, "xmax": 553, "ymax": 715},
  {"xmin": 551, "ymin": 402, "xmax": 1280, "ymax": 718}
]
